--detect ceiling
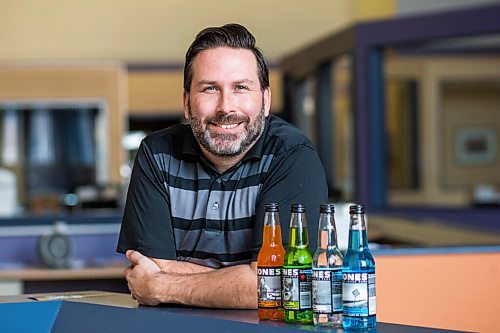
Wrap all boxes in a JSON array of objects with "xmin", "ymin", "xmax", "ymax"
[
  {"xmin": 2, "ymin": 1, "xmax": 499, "ymax": 65},
  {"xmin": 0, "ymin": 1, "xmax": 395, "ymax": 64}
]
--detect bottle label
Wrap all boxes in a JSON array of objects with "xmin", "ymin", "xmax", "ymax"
[
  {"xmin": 312, "ymin": 268, "xmax": 343, "ymax": 314},
  {"xmin": 257, "ymin": 266, "xmax": 282, "ymax": 308},
  {"xmin": 342, "ymin": 271, "xmax": 376, "ymax": 317},
  {"xmin": 282, "ymin": 268, "xmax": 312, "ymax": 310}
]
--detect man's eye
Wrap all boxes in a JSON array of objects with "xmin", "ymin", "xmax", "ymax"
[
  {"xmin": 203, "ymin": 86, "xmax": 218, "ymax": 92},
  {"xmin": 235, "ymin": 85, "xmax": 249, "ymax": 90}
]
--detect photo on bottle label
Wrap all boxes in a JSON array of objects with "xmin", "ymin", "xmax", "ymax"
[
  {"xmin": 343, "ymin": 282, "xmax": 368, "ymax": 316},
  {"xmin": 258, "ymin": 275, "xmax": 282, "ymax": 302},
  {"xmin": 283, "ymin": 276, "xmax": 298, "ymax": 301},
  {"xmin": 313, "ymin": 279, "xmax": 332, "ymax": 313}
]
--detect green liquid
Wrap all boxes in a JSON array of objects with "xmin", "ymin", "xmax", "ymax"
[{"xmin": 283, "ymin": 227, "xmax": 313, "ymax": 324}]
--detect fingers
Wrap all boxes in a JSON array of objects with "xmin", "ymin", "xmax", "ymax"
[
  {"xmin": 126, "ymin": 249, "xmax": 144, "ymax": 263},
  {"xmin": 127, "ymin": 250, "xmax": 151, "ymax": 266}
]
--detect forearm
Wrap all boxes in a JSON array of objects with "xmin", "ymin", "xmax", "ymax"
[
  {"xmin": 151, "ymin": 258, "xmax": 215, "ymax": 274},
  {"xmin": 153, "ymin": 262, "xmax": 257, "ymax": 309}
]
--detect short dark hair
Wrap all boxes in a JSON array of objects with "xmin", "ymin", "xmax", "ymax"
[{"xmin": 183, "ymin": 23, "xmax": 269, "ymax": 93}]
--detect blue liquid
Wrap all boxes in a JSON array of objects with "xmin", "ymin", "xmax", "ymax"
[
  {"xmin": 343, "ymin": 308, "xmax": 376, "ymax": 330},
  {"xmin": 342, "ymin": 229, "xmax": 376, "ymax": 330}
]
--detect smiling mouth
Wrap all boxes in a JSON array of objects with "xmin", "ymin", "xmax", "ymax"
[
  {"xmin": 210, "ymin": 122, "xmax": 243, "ymax": 130},
  {"xmin": 218, "ymin": 123, "xmax": 239, "ymax": 129},
  {"xmin": 207, "ymin": 114, "xmax": 248, "ymax": 132}
]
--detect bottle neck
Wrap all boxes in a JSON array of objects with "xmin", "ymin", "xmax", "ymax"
[
  {"xmin": 289, "ymin": 212, "xmax": 309, "ymax": 247},
  {"xmin": 262, "ymin": 211, "xmax": 282, "ymax": 245},
  {"xmin": 317, "ymin": 212, "xmax": 339, "ymax": 250},
  {"xmin": 347, "ymin": 213, "xmax": 369, "ymax": 249}
]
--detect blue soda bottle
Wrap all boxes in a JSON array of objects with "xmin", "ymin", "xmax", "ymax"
[{"xmin": 342, "ymin": 204, "xmax": 376, "ymax": 329}]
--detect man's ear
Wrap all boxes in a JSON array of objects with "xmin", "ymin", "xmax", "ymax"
[
  {"xmin": 183, "ymin": 91, "xmax": 190, "ymax": 120},
  {"xmin": 263, "ymin": 87, "xmax": 271, "ymax": 117}
]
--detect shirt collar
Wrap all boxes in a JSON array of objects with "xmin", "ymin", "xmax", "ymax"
[{"xmin": 182, "ymin": 129, "xmax": 203, "ymax": 158}]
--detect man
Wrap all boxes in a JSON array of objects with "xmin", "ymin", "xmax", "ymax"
[{"xmin": 117, "ymin": 23, "xmax": 328, "ymax": 308}]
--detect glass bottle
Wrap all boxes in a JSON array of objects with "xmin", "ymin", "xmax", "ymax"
[
  {"xmin": 312, "ymin": 203, "xmax": 343, "ymax": 326},
  {"xmin": 282, "ymin": 203, "xmax": 313, "ymax": 324},
  {"xmin": 342, "ymin": 204, "xmax": 376, "ymax": 329},
  {"xmin": 257, "ymin": 203, "xmax": 286, "ymax": 321}
]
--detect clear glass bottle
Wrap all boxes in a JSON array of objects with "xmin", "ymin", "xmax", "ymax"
[
  {"xmin": 257, "ymin": 203, "xmax": 285, "ymax": 321},
  {"xmin": 342, "ymin": 204, "xmax": 376, "ymax": 329},
  {"xmin": 283, "ymin": 203, "xmax": 313, "ymax": 324},
  {"xmin": 312, "ymin": 203, "xmax": 343, "ymax": 326}
]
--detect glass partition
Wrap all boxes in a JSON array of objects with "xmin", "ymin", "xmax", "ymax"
[
  {"xmin": 0, "ymin": 101, "xmax": 108, "ymax": 215},
  {"xmin": 384, "ymin": 47, "xmax": 500, "ymax": 209},
  {"xmin": 331, "ymin": 55, "xmax": 355, "ymax": 201}
]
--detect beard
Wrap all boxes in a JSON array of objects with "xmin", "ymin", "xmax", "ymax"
[{"xmin": 189, "ymin": 102, "xmax": 266, "ymax": 157}]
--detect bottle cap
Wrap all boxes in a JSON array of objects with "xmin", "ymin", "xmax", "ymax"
[
  {"xmin": 264, "ymin": 203, "xmax": 279, "ymax": 212},
  {"xmin": 320, "ymin": 203, "xmax": 335, "ymax": 213},
  {"xmin": 291, "ymin": 203, "xmax": 305, "ymax": 213},
  {"xmin": 349, "ymin": 204, "xmax": 365, "ymax": 214}
]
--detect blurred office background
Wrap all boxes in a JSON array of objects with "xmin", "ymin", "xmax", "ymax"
[{"xmin": 0, "ymin": 1, "xmax": 499, "ymax": 331}]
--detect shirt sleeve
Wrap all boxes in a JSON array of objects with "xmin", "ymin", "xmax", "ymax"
[
  {"xmin": 251, "ymin": 144, "xmax": 328, "ymax": 260},
  {"xmin": 116, "ymin": 141, "xmax": 177, "ymax": 260}
]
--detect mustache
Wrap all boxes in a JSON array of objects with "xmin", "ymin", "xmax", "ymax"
[{"xmin": 206, "ymin": 114, "xmax": 249, "ymax": 125}]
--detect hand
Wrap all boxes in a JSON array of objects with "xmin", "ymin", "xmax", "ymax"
[{"xmin": 125, "ymin": 250, "xmax": 162, "ymax": 305}]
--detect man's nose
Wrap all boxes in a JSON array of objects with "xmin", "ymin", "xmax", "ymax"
[{"xmin": 217, "ymin": 90, "xmax": 236, "ymax": 113}]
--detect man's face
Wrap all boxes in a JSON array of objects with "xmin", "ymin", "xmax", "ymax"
[{"xmin": 183, "ymin": 47, "xmax": 271, "ymax": 157}]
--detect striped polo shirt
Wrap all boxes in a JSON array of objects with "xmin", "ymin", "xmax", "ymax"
[{"xmin": 117, "ymin": 114, "xmax": 328, "ymax": 268}]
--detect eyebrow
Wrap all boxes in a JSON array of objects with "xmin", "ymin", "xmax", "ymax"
[
  {"xmin": 196, "ymin": 80, "xmax": 217, "ymax": 86},
  {"xmin": 234, "ymin": 79, "xmax": 256, "ymax": 85}
]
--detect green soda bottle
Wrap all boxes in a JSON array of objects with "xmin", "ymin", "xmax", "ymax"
[{"xmin": 282, "ymin": 204, "xmax": 313, "ymax": 324}]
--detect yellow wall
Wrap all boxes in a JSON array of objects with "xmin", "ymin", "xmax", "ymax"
[
  {"xmin": 353, "ymin": 0, "xmax": 396, "ymax": 20},
  {"xmin": 442, "ymin": 82, "xmax": 500, "ymax": 187},
  {"xmin": 128, "ymin": 71, "xmax": 184, "ymax": 114}
]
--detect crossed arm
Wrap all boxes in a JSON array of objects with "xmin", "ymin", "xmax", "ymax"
[{"xmin": 125, "ymin": 250, "xmax": 258, "ymax": 309}]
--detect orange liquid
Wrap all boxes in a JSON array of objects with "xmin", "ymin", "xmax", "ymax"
[{"xmin": 257, "ymin": 224, "xmax": 286, "ymax": 321}]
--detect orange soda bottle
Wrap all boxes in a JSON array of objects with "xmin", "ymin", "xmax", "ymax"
[{"xmin": 257, "ymin": 203, "xmax": 286, "ymax": 321}]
